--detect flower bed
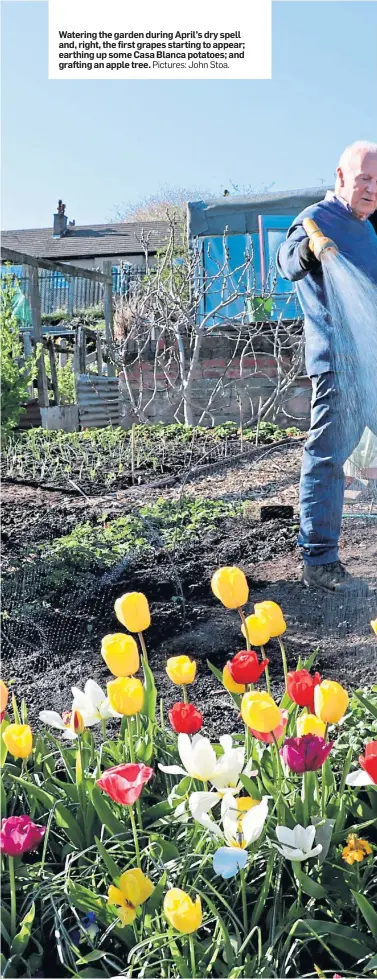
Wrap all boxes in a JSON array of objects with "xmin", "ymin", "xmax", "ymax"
[{"xmin": 1, "ymin": 575, "xmax": 376, "ymax": 979}]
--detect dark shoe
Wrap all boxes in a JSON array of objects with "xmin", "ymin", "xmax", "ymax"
[{"xmin": 302, "ymin": 560, "xmax": 369, "ymax": 595}]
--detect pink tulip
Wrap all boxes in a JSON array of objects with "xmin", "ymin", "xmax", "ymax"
[
  {"xmin": 280, "ymin": 734, "xmax": 333, "ymax": 773},
  {"xmin": 0, "ymin": 815, "xmax": 46, "ymax": 857},
  {"xmin": 249, "ymin": 709, "xmax": 288, "ymax": 744},
  {"xmin": 97, "ymin": 763, "xmax": 153, "ymax": 805}
]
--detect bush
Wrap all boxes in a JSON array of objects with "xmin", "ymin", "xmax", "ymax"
[{"xmin": 0, "ymin": 272, "xmax": 35, "ymax": 441}]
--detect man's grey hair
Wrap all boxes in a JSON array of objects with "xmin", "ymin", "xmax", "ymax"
[{"xmin": 338, "ymin": 140, "xmax": 377, "ymax": 171}]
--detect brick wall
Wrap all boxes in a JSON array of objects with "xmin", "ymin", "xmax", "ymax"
[{"xmin": 119, "ymin": 327, "xmax": 311, "ymax": 429}]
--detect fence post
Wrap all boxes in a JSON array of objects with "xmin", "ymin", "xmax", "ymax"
[
  {"xmin": 47, "ymin": 337, "xmax": 60, "ymax": 405},
  {"xmin": 29, "ymin": 265, "xmax": 49, "ymax": 407},
  {"xmin": 103, "ymin": 260, "xmax": 115, "ymax": 377}
]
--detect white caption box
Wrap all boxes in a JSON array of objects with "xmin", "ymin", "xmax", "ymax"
[{"xmin": 48, "ymin": 0, "xmax": 271, "ymax": 81}]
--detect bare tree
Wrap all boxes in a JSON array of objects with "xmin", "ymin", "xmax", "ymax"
[
  {"xmin": 112, "ymin": 219, "xmax": 305, "ymax": 427},
  {"xmin": 110, "ymin": 185, "xmax": 219, "ymax": 224}
]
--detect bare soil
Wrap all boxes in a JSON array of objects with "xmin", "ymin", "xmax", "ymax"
[{"xmin": 2, "ymin": 444, "xmax": 377, "ymax": 737}]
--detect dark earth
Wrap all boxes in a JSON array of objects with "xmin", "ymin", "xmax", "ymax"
[{"xmin": 2, "ymin": 443, "xmax": 377, "ymax": 738}]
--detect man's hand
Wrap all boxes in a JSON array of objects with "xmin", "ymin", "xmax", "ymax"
[{"xmin": 298, "ymin": 237, "xmax": 322, "ymax": 273}]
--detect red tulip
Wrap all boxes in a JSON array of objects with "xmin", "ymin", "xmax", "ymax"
[
  {"xmin": 97, "ymin": 763, "xmax": 153, "ymax": 806},
  {"xmin": 0, "ymin": 815, "xmax": 45, "ymax": 857},
  {"xmin": 359, "ymin": 741, "xmax": 377, "ymax": 785},
  {"xmin": 168, "ymin": 703, "xmax": 203, "ymax": 735},
  {"xmin": 228, "ymin": 650, "xmax": 269, "ymax": 685},
  {"xmin": 286, "ymin": 669, "xmax": 321, "ymax": 712},
  {"xmin": 249, "ymin": 709, "xmax": 288, "ymax": 744},
  {"xmin": 280, "ymin": 735, "xmax": 333, "ymax": 773}
]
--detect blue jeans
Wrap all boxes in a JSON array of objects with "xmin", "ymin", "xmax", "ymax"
[{"xmin": 299, "ymin": 372, "xmax": 377, "ymax": 566}]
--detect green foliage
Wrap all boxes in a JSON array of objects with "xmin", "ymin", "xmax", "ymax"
[{"xmin": 0, "ymin": 271, "xmax": 35, "ymax": 441}]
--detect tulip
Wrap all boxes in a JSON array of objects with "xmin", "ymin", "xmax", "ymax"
[
  {"xmin": 159, "ymin": 733, "xmax": 255, "ymax": 791},
  {"xmin": 228, "ymin": 650, "xmax": 269, "ymax": 685},
  {"xmin": 249, "ymin": 709, "xmax": 288, "ymax": 744},
  {"xmin": 314, "ymin": 680, "xmax": 349, "ymax": 724},
  {"xmin": 107, "ymin": 677, "xmax": 144, "ymax": 716},
  {"xmin": 166, "ymin": 656, "xmax": 196, "ymax": 686},
  {"xmin": 241, "ymin": 613, "xmax": 270, "ymax": 647},
  {"xmin": 222, "ymin": 663, "xmax": 245, "ymax": 694},
  {"xmin": 296, "ymin": 713, "xmax": 326, "ymax": 738},
  {"xmin": 370, "ymin": 619, "xmax": 377, "ymax": 636},
  {"xmin": 286, "ymin": 669, "xmax": 321, "ymax": 713},
  {"xmin": 168, "ymin": 703, "xmax": 203, "ymax": 735},
  {"xmin": 164, "ymin": 888, "xmax": 202, "ymax": 934},
  {"xmin": 0, "ymin": 680, "xmax": 9, "ymax": 721},
  {"xmin": 114, "ymin": 592, "xmax": 151, "ymax": 633},
  {"xmin": 97, "ymin": 762, "xmax": 153, "ymax": 805},
  {"xmin": 2, "ymin": 724, "xmax": 32, "ymax": 759},
  {"xmin": 0, "ymin": 815, "xmax": 45, "ymax": 856},
  {"xmin": 189, "ymin": 792, "xmax": 268, "ymax": 850},
  {"xmin": 346, "ymin": 741, "xmax": 377, "ymax": 787},
  {"xmin": 241, "ymin": 691, "xmax": 282, "ymax": 734},
  {"xmin": 108, "ymin": 868, "xmax": 154, "ymax": 925},
  {"xmin": 213, "ymin": 846, "xmax": 248, "ymax": 879},
  {"xmin": 254, "ymin": 601, "xmax": 286, "ymax": 637},
  {"xmin": 71, "ymin": 679, "xmax": 117, "ymax": 724},
  {"xmin": 280, "ymin": 735, "xmax": 333, "ymax": 773},
  {"xmin": 211, "ymin": 566, "xmax": 249, "ymax": 609},
  {"xmin": 101, "ymin": 633, "xmax": 140, "ymax": 677},
  {"xmin": 274, "ymin": 824, "xmax": 322, "ymax": 862}
]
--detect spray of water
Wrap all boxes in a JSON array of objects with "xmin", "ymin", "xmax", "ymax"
[{"xmin": 321, "ymin": 252, "xmax": 377, "ymax": 453}]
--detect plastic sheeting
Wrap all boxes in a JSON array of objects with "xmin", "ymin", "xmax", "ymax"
[{"xmin": 344, "ymin": 427, "xmax": 377, "ymax": 478}]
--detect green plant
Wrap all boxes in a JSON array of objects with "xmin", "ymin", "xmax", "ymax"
[{"xmin": 0, "ymin": 271, "xmax": 36, "ymax": 442}]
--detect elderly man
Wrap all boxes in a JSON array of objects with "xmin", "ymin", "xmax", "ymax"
[{"xmin": 277, "ymin": 141, "xmax": 377, "ymax": 593}]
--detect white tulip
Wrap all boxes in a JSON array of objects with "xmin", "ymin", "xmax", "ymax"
[
  {"xmin": 71, "ymin": 679, "xmax": 117, "ymax": 724},
  {"xmin": 39, "ymin": 710, "xmax": 78, "ymax": 740},
  {"xmin": 346, "ymin": 768, "xmax": 375, "ymax": 787},
  {"xmin": 274, "ymin": 824, "xmax": 322, "ymax": 862},
  {"xmin": 189, "ymin": 790, "xmax": 268, "ymax": 848},
  {"xmin": 160, "ymin": 733, "xmax": 257, "ymax": 789}
]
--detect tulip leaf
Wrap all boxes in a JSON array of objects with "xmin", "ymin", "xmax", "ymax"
[
  {"xmin": 95, "ymin": 836, "xmax": 122, "ymax": 882},
  {"xmin": 354, "ymin": 691, "xmax": 377, "ymax": 721},
  {"xmin": 91, "ymin": 786, "xmax": 126, "ymax": 837},
  {"xmin": 7, "ymin": 775, "xmax": 56, "ymax": 811},
  {"xmin": 292, "ymin": 865, "xmax": 327, "ymax": 899},
  {"xmin": 9, "ymin": 902, "xmax": 35, "ymax": 957},
  {"xmin": 141, "ymin": 656, "xmax": 157, "ymax": 722},
  {"xmin": 75, "ymin": 950, "xmax": 108, "ymax": 965},
  {"xmin": 239, "ymin": 774, "xmax": 262, "ymax": 801},
  {"xmin": 145, "ymin": 871, "xmax": 167, "ymax": 913},
  {"xmin": 0, "ymin": 719, "xmax": 10, "ymax": 766},
  {"xmin": 0, "ymin": 775, "xmax": 7, "ymax": 819},
  {"xmin": 351, "ymin": 891, "xmax": 377, "ymax": 940},
  {"xmin": 149, "ymin": 833, "xmax": 179, "ymax": 862},
  {"xmin": 55, "ymin": 803, "xmax": 85, "ymax": 849},
  {"xmin": 207, "ymin": 660, "xmax": 241, "ymax": 709},
  {"xmin": 293, "ymin": 919, "xmax": 375, "ymax": 957},
  {"xmin": 143, "ymin": 800, "xmax": 173, "ymax": 826}
]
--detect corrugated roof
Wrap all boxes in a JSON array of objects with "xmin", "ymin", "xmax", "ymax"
[
  {"xmin": 1, "ymin": 220, "xmax": 179, "ymax": 260},
  {"xmin": 187, "ymin": 187, "xmax": 333, "ymax": 236}
]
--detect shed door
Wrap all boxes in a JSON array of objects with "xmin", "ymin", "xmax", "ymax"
[{"xmin": 258, "ymin": 214, "xmax": 299, "ymax": 318}]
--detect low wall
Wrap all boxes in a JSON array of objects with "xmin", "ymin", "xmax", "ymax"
[{"xmin": 119, "ymin": 328, "xmax": 312, "ymax": 429}]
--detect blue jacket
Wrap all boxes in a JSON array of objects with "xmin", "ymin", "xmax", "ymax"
[{"xmin": 276, "ymin": 195, "xmax": 377, "ymax": 376}]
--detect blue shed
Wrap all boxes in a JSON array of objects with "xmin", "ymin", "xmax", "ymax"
[{"xmin": 187, "ymin": 187, "xmax": 332, "ymax": 325}]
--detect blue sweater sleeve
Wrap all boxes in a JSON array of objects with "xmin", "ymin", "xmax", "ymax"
[{"xmin": 277, "ymin": 220, "xmax": 317, "ymax": 282}]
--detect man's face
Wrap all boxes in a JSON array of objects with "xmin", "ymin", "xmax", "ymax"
[{"xmin": 337, "ymin": 151, "xmax": 377, "ymax": 219}]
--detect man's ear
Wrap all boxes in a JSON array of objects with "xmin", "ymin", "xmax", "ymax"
[{"xmin": 336, "ymin": 166, "xmax": 344, "ymax": 188}]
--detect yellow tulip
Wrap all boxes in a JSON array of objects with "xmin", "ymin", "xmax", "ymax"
[
  {"xmin": 241, "ymin": 613, "xmax": 270, "ymax": 647},
  {"xmin": 114, "ymin": 592, "xmax": 151, "ymax": 633},
  {"xmin": 222, "ymin": 663, "xmax": 245, "ymax": 694},
  {"xmin": 101, "ymin": 633, "xmax": 140, "ymax": 677},
  {"xmin": 297, "ymin": 713, "xmax": 326, "ymax": 738},
  {"xmin": 254, "ymin": 601, "xmax": 286, "ymax": 638},
  {"xmin": 0, "ymin": 680, "xmax": 9, "ymax": 715},
  {"xmin": 211, "ymin": 566, "xmax": 249, "ymax": 609},
  {"xmin": 371, "ymin": 619, "xmax": 377, "ymax": 636},
  {"xmin": 164, "ymin": 888, "xmax": 202, "ymax": 934},
  {"xmin": 2, "ymin": 723, "xmax": 33, "ymax": 759},
  {"xmin": 314, "ymin": 680, "xmax": 349, "ymax": 724},
  {"xmin": 241, "ymin": 691, "xmax": 282, "ymax": 733},
  {"xmin": 166, "ymin": 656, "xmax": 196, "ymax": 686},
  {"xmin": 108, "ymin": 867, "xmax": 154, "ymax": 925},
  {"xmin": 107, "ymin": 677, "xmax": 144, "ymax": 716}
]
